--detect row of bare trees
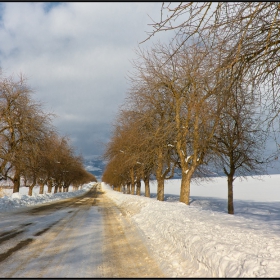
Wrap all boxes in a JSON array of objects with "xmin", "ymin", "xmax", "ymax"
[
  {"xmin": 145, "ymin": 2, "xmax": 280, "ymax": 132},
  {"xmin": 103, "ymin": 2, "xmax": 280, "ymax": 214},
  {"xmin": 0, "ymin": 74, "xmax": 96, "ymax": 195}
]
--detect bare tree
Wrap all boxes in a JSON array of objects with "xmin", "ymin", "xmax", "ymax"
[
  {"xmin": 50, "ymin": 136, "xmax": 84, "ymax": 193},
  {"xmin": 22, "ymin": 128, "xmax": 55, "ymax": 196},
  {"xmin": 125, "ymin": 74, "xmax": 179, "ymax": 201},
  {"xmin": 0, "ymin": 75, "xmax": 54, "ymax": 193},
  {"xmin": 102, "ymin": 117, "xmax": 136, "ymax": 193},
  {"xmin": 0, "ymin": 74, "xmax": 93, "ymax": 195},
  {"xmin": 145, "ymin": 2, "xmax": 280, "ymax": 133},
  {"xmin": 127, "ymin": 42, "xmax": 230, "ymax": 204},
  {"xmin": 212, "ymin": 82, "xmax": 268, "ymax": 214},
  {"xmin": 35, "ymin": 131, "xmax": 60, "ymax": 194}
]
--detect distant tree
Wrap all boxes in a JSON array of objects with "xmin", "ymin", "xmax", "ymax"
[
  {"xmin": 102, "ymin": 157, "xmax": 126, "ymax": 192},
  {"xmin": 22, "ymin": 128, "xmax": 55, "ymax": 196},
  {"xmin": 103, "ymin": 108, "xmax": 159, "ymax": 197},
  {"xmin": 123, "ymin": 103, "xmax": 177, "ymax": 201},
  {"xmin": 35, "ymin": 131, "xmax": 60, "ymax": 194},
  {"xmin": 115, "ymin": 109, "xmax": 164, "ymax": 197},
  {"xmin": 102, "ymin": 123, "xmax": 133, "ymax": 192},
  {"xmin": 50, "ymin": 136, "xmax": 86, "ymax": 193}
]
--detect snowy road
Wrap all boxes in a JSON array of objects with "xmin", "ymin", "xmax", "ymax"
[{"xmin": 0, "ymin": 183, "xmax": 164, "ymax": 278}]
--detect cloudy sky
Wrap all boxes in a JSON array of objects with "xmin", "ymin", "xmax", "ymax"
[{"xmin": 0, "ymin": 2, "xmax": 174, "ymax": 160}]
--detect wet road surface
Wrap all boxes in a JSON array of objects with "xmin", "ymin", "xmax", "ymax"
[{"xmin": 0, "ymin": 183, "xmax": 165, "ymax": 277}]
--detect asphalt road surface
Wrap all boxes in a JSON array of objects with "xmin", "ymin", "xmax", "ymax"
[{"xmin": 0, "ymin": 183, "xmax": 165, "ymax": 277}]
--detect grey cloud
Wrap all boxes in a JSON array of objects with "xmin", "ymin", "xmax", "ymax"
[
  {"xmin": 0, "ymin": 2, "xmax": 174, "ymax": 160},
  {"xmin": 54, "ymin": 120, "xmax": 111, "ymax": 157}
]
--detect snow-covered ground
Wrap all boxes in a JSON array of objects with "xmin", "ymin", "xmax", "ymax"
[
  {"xmin": 0, "ymin": 184, "xmax": 93, "ymax": 212},
  {"xmin": 102, "ymin": 174, "xmax": 280, "ymax": 278},
  {"xmin": 1, "ymin": 175, "xmax": 280, "ymax": 277}
]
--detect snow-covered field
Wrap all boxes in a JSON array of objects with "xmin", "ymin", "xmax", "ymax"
[
  {"xmin": 102, "ymin": 174, "xmax": 280, "ymax": 278},
  {"xmin": 1, "ymin": 174, "xmax": 280, "ymax": 277}
]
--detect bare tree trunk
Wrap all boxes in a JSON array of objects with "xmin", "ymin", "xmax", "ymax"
[
  {"xmin": 144, "ymin": 176, "xmax": 150, "ymax": 197},
  {"xmin": 136, "ymin": 178, "xmax": 141, "ymax": 195},
  {"xmin": 227, "ymin": 174, "xmax": 234, "ymax": 214},
  {"xmin": 126, "ymin": 183, "xmax": 131, "ymax": 194},
  {"xmin": 157, "ymin": 176, "xmax": 164, "ymax": 201},
  {"xmin": 156, "ymin": 148, "xmax": 165, "ymax": 201},
  {"xmin": 39, "ymin": 183, "xmax": 44, "ymax": 194},
  {"xmin": 130, "ymin": 169, "xmax": 135, "ymax": 195},
  {"xmin": 28, "ymin": 186, "xmax": 33, "ymax": 196},
  {"xmin": 131, "ymin": 182, "xmax": 136, "ymax": 194},
  {"xmin": 179, "ymin": 171, "xmax": 192, "ymax": 205},
  {"xmin": 54, "ymin": 184, "xmax": 59, "ymax": 193},
  {"xmin": 47, "ymin": 180, "xmax": 52, "ymax": 193},
  {"xmin": 28, "ymin": 178, "xmax": 37, "ymax": 196},
  {"xmin": 28, "ymin": 184, "xmax": 36, "ymax": 196},
  {"xmin": 12, "ymin": 172, "xmax": 21, "ymax": 193}
]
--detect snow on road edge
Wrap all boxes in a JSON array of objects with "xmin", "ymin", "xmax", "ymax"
[
  {"xmin": 102, "ymin": 182, "xmax": 280, "ymax": 278},
  {"xmin": 0, "ymin": 182, "xmax": 97, "ymax": 213}
]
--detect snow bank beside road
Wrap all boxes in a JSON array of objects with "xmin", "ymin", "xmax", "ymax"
[
  {"xmin": 102, "ymin": 182, "xmax": 280, "ymax": 278},
  {"xmin": 0, "ymin": 183, "xmax": 95, "ymax": 213},
  {"xmin": 1, "ymin": 178, "xmax": 280, "ymax": 278}
]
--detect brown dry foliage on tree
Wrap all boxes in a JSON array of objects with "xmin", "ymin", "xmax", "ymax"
[
  {"xmin": 145, "ymin": 2, "xmax": 280, "ymax": 125},
  {"xmin": 0, "ymin": 74, "xmax": 94, "ymax": 195}
]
